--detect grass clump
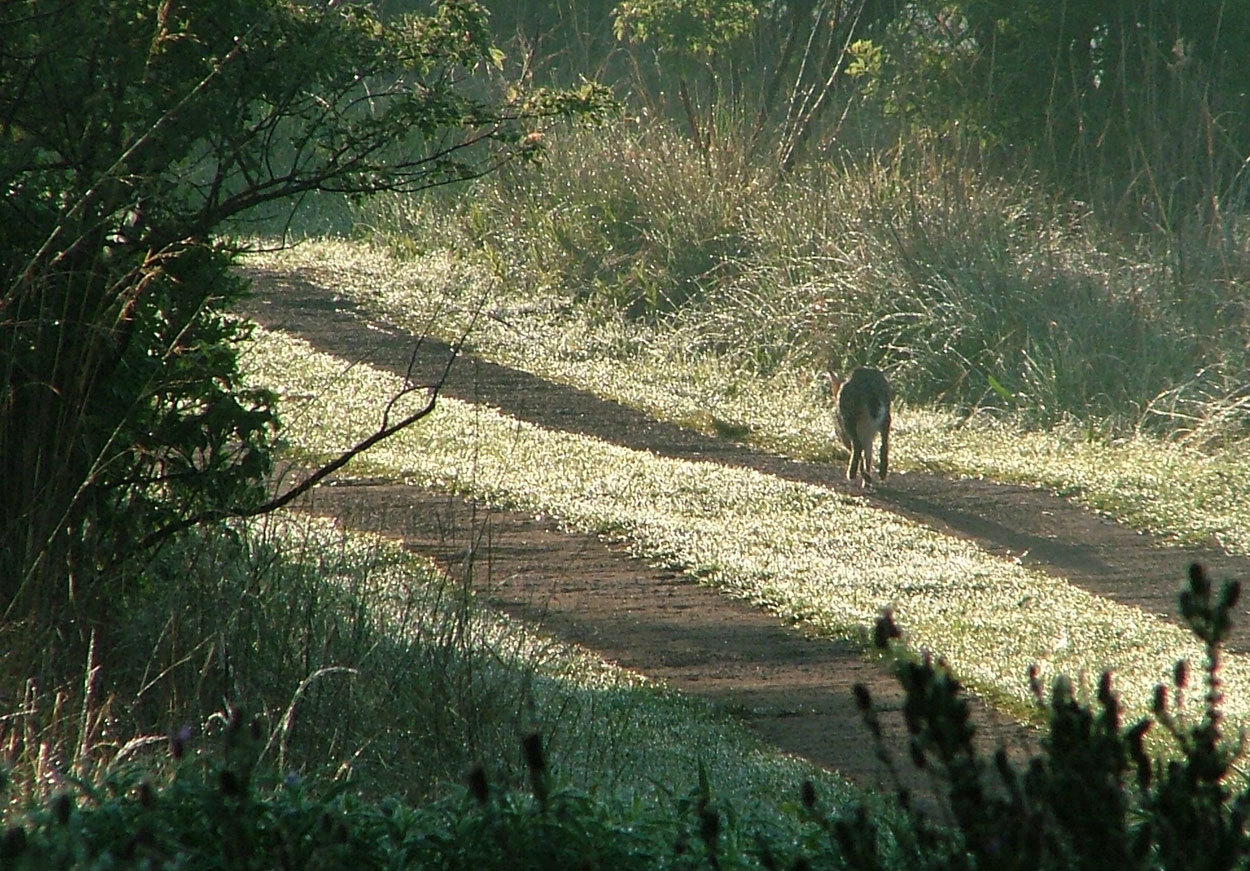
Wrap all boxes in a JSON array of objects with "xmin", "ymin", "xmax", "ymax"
[
  {"xmin": 1, "ymin": 513, "xmax": 556, "ymax": 809},
  {"xmin": 364, "ymin": 124, "xmax": 752, "ymax": 320},
  {"xmin": 2, "ymin": 715, "xmax": 766, "ymax": 870},
  {"xmin": 0, "ymin": 717, "xmax": 812, "ymax": 870}
]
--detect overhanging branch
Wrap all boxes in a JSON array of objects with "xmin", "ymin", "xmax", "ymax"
[{"xmin": 132, "ymin": 319, "xmax": 469, "ymax": 555}]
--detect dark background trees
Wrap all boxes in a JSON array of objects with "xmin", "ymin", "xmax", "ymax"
[
  {"xmin": 927, "ymin": 0, "xmax": 1250, "ymax": 225},
  {"xmin": 472, "ymin": 0, "xmax": 1250, "ymax": 225}
]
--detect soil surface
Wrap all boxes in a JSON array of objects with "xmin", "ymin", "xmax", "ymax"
[{"xmin": 238, "ymin": 266, "xmax": 1250, "ymax": 801}]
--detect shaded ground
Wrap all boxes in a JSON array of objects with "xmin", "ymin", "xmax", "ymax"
[{"xmin": 239, "ymin": 267, "xmax": 1250, "ymax": 798}]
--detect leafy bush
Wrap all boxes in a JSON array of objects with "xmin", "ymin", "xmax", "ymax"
[
  {"xmin": 842, "ymin": 561, "xmax": 1250, "ymax": 871},
  {"xmin": 0, "ymin": 0, "xmax": 611, "ymax": 638}
]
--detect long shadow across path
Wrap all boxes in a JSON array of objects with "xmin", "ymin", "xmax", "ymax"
[{"xmin": 240, "ymin": 266, "xmax": 1250, "ymax": 799}]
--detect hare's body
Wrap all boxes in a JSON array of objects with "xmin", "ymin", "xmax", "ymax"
[{"xmin": 829, "ymin": 367, "xmax": 892, "ymax": 486}]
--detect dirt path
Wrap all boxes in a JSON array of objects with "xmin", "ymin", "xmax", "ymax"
[{"xmin": 239, "ymin": 266, "xmax": 1250, "ymax": 798}]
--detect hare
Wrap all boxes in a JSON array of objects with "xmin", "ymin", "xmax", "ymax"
[{"xmin": 828, "ymin": 367, "xmax": 892, "ymax": 486}]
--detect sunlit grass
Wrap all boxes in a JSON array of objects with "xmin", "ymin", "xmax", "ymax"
[
  {"xmin": 261, "ymin": 513, "xmax": 860, "ymax": 815},
  {"xmin": 245, "ymin": 239, "xmax": 1250, "ymax": 557},
  {"xmin": 239, "ymin": 326, "xmax": 1250, "ymax": 742},
  {"xmin": 901, "ymin": 411, "xmax": 1250, "ymax": 553}
]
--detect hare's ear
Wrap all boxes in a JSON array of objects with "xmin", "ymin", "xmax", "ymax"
[{"xmin": 826, "ymin": 371, "xmax": 842, "ymax": 397}]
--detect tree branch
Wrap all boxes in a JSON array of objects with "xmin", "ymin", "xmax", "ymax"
[{"xmin": 132, "ymin": 318, "xmax": 469, "ymax": 556}]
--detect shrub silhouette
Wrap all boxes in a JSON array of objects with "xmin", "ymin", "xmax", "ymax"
[{"xmin": 829, "ymin": 561, "xmax": 1249, "ymax": 871}]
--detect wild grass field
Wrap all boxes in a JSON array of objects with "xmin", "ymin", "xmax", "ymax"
[
  {"xmin": 235, "ymin": 277, "xmax": 1250, "ymax": 742},
  {"xmin": 10, "ymin": 118, "xmax": 1250, "ymax": 867},
  {"xmin": 10, "ymin": 1, "xmax": 1250, "ymax": 864},
  {"xmin": 246, "ymin": 121, "xmax": 1250, "ymax": 558},
  {"xmin": 234, "ymin": 115, "xmax": 1250, "ymax": 794}
]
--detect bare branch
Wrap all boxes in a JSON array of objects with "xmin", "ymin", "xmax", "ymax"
[{"xmin": 132, "ymin": 323, "xmax": 468, "ymax": 556}]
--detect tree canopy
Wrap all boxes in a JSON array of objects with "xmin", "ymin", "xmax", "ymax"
[{"xmin": 0, "ymin": 0, "xmax": 610, "ymax": 628}]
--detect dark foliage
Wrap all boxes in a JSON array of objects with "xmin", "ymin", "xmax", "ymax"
[
  {"xmin": 886, "ymin": 0, "xmax": 1250, "ymax": 224},
  {"xmin": 838, "ymin": 561, "xmax": 1250, "ymax": 870},
  {"xmin": 0, "ymin": 0, "xmax": 610, "ymax": 636}
]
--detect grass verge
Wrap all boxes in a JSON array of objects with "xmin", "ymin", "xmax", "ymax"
[{"xmin": 2, "ymin": 508, "xmax": 858, "ymax": 835}]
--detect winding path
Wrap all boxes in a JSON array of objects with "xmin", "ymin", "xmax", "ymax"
[{"xmin": 238, "ymin": 265, "xmax": 1250, "ymax": 799}]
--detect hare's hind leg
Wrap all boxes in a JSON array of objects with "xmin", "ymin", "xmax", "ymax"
[
  {"xmin": 859, "ymin": 432, "xmax": 877, "ymax": 485},
  {"xmin": 846, "ymin": 440, "xmax": 864, "ymax": 482},
  {"xmin": 878, "ymin": 422, "xmax": 890, "ymax": 480}
]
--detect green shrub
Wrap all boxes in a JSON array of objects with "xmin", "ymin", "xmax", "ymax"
[
  {"xmin": 843, "ymin": 562, "xmax": 1250, "ymax": 871},
  {"xmin": 0, "ymin": 0, "xmax": 610, "ymax": 647}
]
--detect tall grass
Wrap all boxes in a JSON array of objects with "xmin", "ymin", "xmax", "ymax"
[
  {"xmin": 0, "ymin": 513, "xmax": 555, "ymax": 809},
  {"xmin": 2, "ymin": 506, "xmax": 858, "ymax": 831},
  {"xmin": 358, "ymin": 120, "xmax": 1250, "ymax": 442}
]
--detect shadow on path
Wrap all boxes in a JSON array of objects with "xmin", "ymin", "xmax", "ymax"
[{"xmin": 240, "ymin": 266, "xmax": 1250, "ymax": 799}]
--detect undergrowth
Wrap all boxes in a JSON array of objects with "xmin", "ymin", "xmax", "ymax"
[
  {"xmin": 4, "ymin": 565, "xmax": 1248, "ymax": 869},
  {"xmin": 0, "ymin": 512, "xmax": 563, "ymax": 809},
  {"xmin": 1, "ymin": 508, "xmax": 860, "ymax": 855},
  {"xmin": 849, "ymin": 563, "xmax": 1250, "ymax": 871}
]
